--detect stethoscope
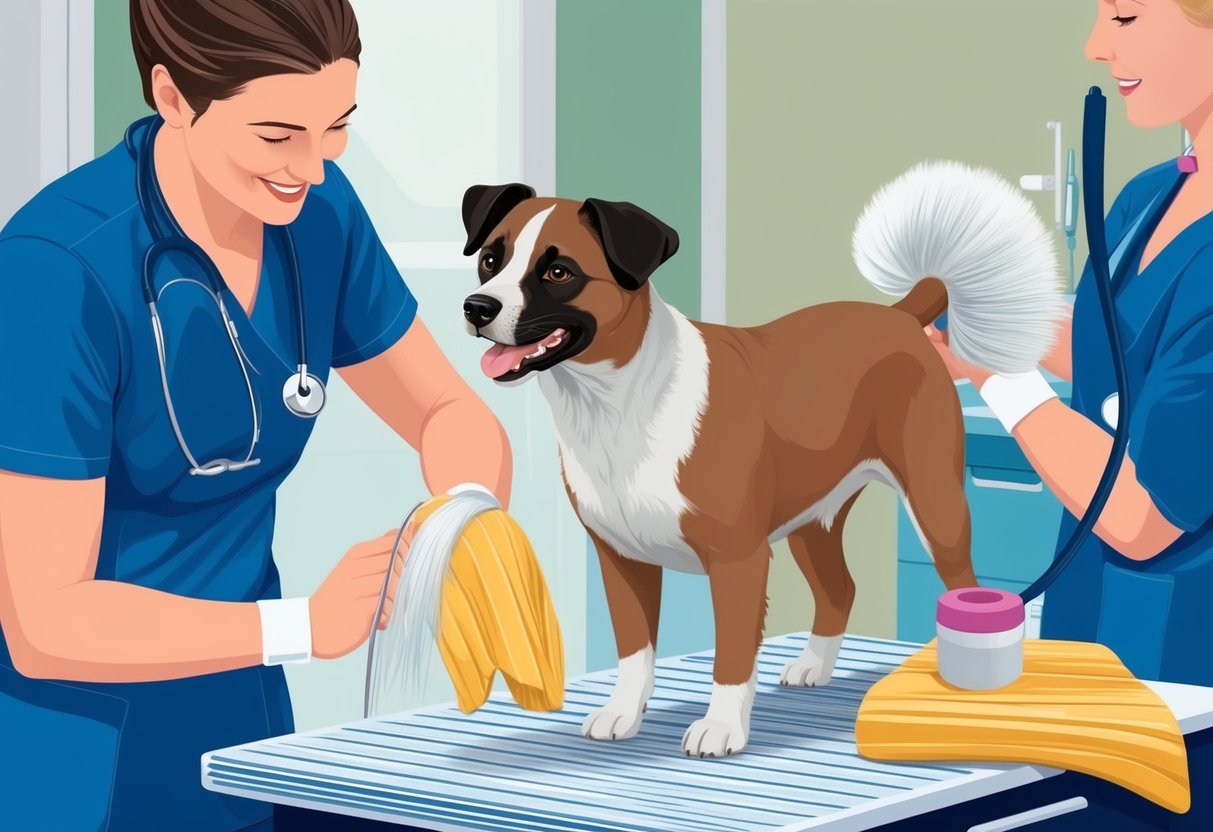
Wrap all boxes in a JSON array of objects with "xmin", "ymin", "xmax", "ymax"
[
  {"xmin": 1019, "ymin": 87, "xmax": 1191, "ymax": 601},
  {"xmin": 125, "ymin": 116, "xmax": 326, "ymax": 476}
]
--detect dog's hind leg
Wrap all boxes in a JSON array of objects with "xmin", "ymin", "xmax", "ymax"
[
  {"xmin": 889, "ymin": 393, "xmax": 976, "ymax": 593},
  {"xmin": 780, "ymin": 493, "xmax": 860, "ymax": 688},
  {"xmin": 581, "ymin": 529, "xmax": 663, "ymax": 742}
]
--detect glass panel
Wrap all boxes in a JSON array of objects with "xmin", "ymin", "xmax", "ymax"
[{"xmin": 336, "ymin": 0, "xmax": 522, "ymax": 245}]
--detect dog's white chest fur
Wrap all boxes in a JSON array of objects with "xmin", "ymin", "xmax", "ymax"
[{"xmin": 538, "ymin": 291, "xmax": 710, "ymax": 574}]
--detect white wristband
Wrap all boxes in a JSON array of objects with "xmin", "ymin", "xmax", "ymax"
[
  {"xmin": 446, "ymin": 482, "xmax": 497, "ymax": 501},
  {"xmin": 978, "ymin": 370, "xmax": 1058, "ymax": 433},
  {"xmin": 256, "ymin": 598, "xmax": 312, "ymax": 665}
]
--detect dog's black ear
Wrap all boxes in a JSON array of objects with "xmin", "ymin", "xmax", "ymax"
[
  {"xmin": 461, "ymin": 183, "xmax": 536, "ymax": 256},
  {"xmin": 579, "ymin": 198, "xmax": 680, "ymax": 290}
]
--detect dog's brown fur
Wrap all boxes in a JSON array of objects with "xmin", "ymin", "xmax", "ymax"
[{"xmin": 462, "ymin": 190, "xmax": 976, "ymax": 753}]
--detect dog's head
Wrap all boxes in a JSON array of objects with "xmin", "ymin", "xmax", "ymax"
[{"xmin": 460, "ymin": 183, "xmax": 679, "ymax": 384}]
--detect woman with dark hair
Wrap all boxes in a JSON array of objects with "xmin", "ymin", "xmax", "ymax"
[{"xmin": 0, "ymin": 1, "xmax": 511, "ymax": 829}]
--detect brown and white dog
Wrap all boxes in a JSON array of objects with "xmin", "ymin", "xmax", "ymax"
[{"xmin": 459, "ymin": 162, "xmax": 1063, "ymax": 757}]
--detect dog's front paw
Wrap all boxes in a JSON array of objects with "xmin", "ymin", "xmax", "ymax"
[
  {"xmin": 581, "ymin": 645, "xmax": 655, "ymax": 741},
  {"xmin": 681, "ymin": 717, "xmax": 747, "ymax": 758},
  {"xmin": 582, "ymin": 705, "xmax": 645, "ymax": 740},
  {"xmin": 682, "ymin": 678, "xmax": 756, "ymax": 758},
  {"xmin": 780, "ymin": 633, "xmax": 844, "ymax": 688}
]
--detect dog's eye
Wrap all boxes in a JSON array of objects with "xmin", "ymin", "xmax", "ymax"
[
  {"xmin": 480, "ymin": 252, "xmax": 498, "ymax": 273},
  {"xmin": 546, "ymin": 265, "xmax": 574, "ymax": 283}
]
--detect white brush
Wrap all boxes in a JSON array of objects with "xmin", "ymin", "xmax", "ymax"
[
  {"xmin": 852, "ymin": 160, "xmax": 1067, "ymax": 375},
  {"xmin": 365, "ymin": 488, "xmax": 500, "ymax": 718}
]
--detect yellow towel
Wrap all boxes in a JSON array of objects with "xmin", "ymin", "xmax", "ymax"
[
  {"xmin": 855, "ymin": 639, "xmax": 1190, "ymax": 812},
  {"xmin": 409, "ymin": 495, "xmax": 564, "ymax": 714}
]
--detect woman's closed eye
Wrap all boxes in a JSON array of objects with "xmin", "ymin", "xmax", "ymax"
[
  {"xmin": 257, "ymin": 124, "xmax": 350, "ymax": 145},
  {"xmin": 1112, "ymin": 15, "xmax": 1137, "ymax": 26}
]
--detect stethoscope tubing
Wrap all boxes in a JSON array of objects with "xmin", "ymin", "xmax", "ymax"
[
  {"xmin": 131, "ymin": 115, "xmax": 318, "ymax": 398},
  {"xmin": 1020, "ymin": 86, "xmax": 1134, "ymax": 602},
  {"xmin": 126, "ymin": 115, "xmax": 325, "ymax": 476}
]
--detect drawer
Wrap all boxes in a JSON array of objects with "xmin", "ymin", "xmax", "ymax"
[
  {"xmin": 897, "ymin": 471, "xmax": 1062, "ymax": 585},
  {"xmin": 874, "ymin": 785, "xmax": 1095, "ymax": 831},
  {"xmin": 897, "ymin": 560, "xmax": 1029, "ymax": 643}
]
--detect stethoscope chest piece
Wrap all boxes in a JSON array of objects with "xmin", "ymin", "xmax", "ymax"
[
  {"xmin": 284, "ymin": 371, "xmax": 326, "ymax": 418},
  {"xmin": 1102, "ymin": 393, "xmax": 1120, "ymax": 430}
]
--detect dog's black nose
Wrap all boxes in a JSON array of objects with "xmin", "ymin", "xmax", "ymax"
[{"xmin": 463, "ymin": 294, "xmax": 502, "ymax": 328}]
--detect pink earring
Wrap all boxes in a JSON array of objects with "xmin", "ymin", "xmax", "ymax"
[{"xmin": 1178, "ymin": 154, "xmax": 1199, "ymax": 173}]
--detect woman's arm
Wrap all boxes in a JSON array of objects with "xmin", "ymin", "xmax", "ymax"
[
  {"xmin": 0, "ymin": 472, "xmax": 405, "ymax": 682},
  {"xmin": 337, "ymin": 317, "xmax": 513, "ymax": 508},
  {"xmin": 0, "ymin": 472, "xmax": 262, "ymax": 680},
  {"xmin": 1011, "ymin": 399, "xmax": 1182, "ymax": 559},
  {"xmin": 927, "ymin": 328, "xmax": 1181, "ymax": 561}
]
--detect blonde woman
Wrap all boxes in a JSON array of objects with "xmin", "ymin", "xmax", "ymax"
[{"xmin": 929, "ymin": 0, "xmax": 1213, "ymax": 686}]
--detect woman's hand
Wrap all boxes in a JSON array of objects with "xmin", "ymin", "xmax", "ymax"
[
  {"xmin": 309, "ymin": 523, "xmax": 416, "ymax": 660},
  {"xmin": 926, "ymin": 307, "xmax": 1073, "ymax": 386},
  {"xmin": 923, "ymin": 325, "xmax": 994, "ymax": 390}
]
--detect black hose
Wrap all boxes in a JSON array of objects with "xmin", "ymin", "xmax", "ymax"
[{"xmin": 1020, "ymin": 87, "xmax": 1132, "ymax": 603}]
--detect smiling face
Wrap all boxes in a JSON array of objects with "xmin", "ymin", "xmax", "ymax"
[
  {"xmin": 1085, "ymin": 0, "xmax": 1213, "ymax": 129},
  {"xmin": 464, "ymin": 199, "xmax": 627, "ymax": 383},
  {"xmin": 460, "ymin": 186, "xmax": 680, "ymax": 385},
  {"xmin": 165, "ymin": 59, "xmax": 357, "ymax": 226}
]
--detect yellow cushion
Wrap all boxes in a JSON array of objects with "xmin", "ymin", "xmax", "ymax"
[
  {"xmin": 855, "ymin": 639, "xmax": 1190, "ymax": 812},
  {"xmin": 412, "ymin": 496, "xmax": 565, "ymax": 714}
]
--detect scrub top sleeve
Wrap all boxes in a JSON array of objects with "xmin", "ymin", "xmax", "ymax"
[
  {"xmin": 1129, "ymin": 311, "xmax": 1213, "ymax": 532},
  {"xmin": 327, "ymin": 166, "xmax": 419, "ymax": 368},
  {"xmin": 0, "ymin": 237, "xmax": 121, "ymax": 479}
]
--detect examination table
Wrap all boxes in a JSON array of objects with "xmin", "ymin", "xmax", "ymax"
[{"xmin": 202, "ymin": 634, "xmax": 1213, "ymax": 831}]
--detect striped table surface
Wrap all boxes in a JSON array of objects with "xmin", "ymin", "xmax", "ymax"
[{"xmin": 202, "ymin": 634, "xmax": 1046, "ymax": 832}]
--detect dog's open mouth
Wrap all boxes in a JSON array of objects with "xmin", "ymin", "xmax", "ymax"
[{"xmin": 480, "ymin": 327, "xmax": 576, "ymax": 380}]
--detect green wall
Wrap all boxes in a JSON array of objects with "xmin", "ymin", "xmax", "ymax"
[
  {"xmin": 555, "ymin": 0, "xmax": 702, "ymax": 319},
  {"xmin": 94, "ymin": 0, "xmax": 148, "ymax": 154},
  {"xmin": 728, "ymin": 0, "xmax": 1179, "ymax": 641}
]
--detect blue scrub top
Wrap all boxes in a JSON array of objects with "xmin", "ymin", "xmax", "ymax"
[
  {"xmin": 1041, "ymin": 157, "xmax": 1213, "ymax": 686},
  {"xmin": 0, "ymin": 116, "xmax": 417, "ymax": 831}
]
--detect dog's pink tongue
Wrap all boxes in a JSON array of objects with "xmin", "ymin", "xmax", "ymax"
[{"xmin": 481, "ymin": 343, "xmax": 534, "ymax": 378}]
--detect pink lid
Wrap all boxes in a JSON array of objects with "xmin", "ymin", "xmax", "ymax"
[{"xmin": 936, "ymin": 587, "xmax": 1024, "ymax": 633}]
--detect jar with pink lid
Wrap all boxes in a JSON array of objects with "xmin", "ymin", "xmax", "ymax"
[{"xmin": 935, "ymin": 587, "xmax": 1025, "ymax": 690}]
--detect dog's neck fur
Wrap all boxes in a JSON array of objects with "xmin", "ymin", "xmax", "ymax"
[
  {"xmin": 538, "ymin": 284, "xmax": 708, "ymax": 449},
  {"xmin": 537, "ymin": 283, "xmax": 712, "ymax": 575}
]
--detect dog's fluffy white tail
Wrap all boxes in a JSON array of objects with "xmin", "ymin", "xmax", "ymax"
[{"xmin": 852, "ymin": 160, "xmax": 1066, "ymax": 375}]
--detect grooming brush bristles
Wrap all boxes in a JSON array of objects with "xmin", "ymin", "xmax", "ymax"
[
  {"xmin": 369, "ymin": 491, "xmax": 498, "ymax": 714},
  {"xmin": 852, "ymin": 160, "xmax": 1067, "ymax": 375},
  {"xmin": 366, "ymin": 490, "xmax": 565, "ymax": 717}
]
